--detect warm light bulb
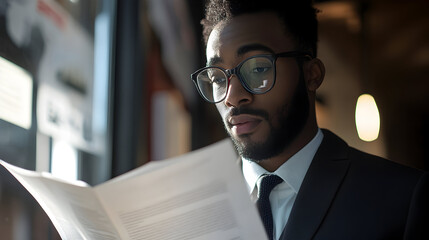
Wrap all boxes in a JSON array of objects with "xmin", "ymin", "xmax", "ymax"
[{"xmin": 355, "ymin": 94, "xmax": 380, "ymax": 142}]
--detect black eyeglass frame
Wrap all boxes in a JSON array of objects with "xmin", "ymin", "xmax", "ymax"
[{"xmin": 191, "ymin": 50, "xmax": 313, "ymax": 103}]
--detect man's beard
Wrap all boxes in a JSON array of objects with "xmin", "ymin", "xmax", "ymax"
[{"xmin": 225, "ymin": 73, "xmax": 310, "ymax": 162}]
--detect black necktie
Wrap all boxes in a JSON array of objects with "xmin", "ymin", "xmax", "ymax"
[{"xmin": 256, "ymin": 174, "xmax": 283, "ymax": 240}]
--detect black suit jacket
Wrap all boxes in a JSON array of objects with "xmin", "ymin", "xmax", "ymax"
[{"xmin": 275, "ymin": 129, "xmax": 429, "ymax": 240}]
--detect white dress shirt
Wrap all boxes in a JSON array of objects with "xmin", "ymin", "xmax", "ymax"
[{"xmin": 242, "ymin": 129, "xmax": 324, "ymax": 240}]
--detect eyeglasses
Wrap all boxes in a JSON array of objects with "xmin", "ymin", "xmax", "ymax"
[{"xmin": 191, "ymin": 51, "xmax": 312, "ymax": 103}]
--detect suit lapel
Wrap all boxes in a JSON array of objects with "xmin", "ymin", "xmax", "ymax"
[{"xmin": 281, "ymin": 130, "xmax": 351, "ymax": 240}]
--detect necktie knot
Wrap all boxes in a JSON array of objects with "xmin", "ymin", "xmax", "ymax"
[
  {"xmin": 258, "ymin": 174, "xmax": 283, "ymax": 199},
  {"xmin": 257, "ymin": 174, "xmax": 283, "ymax": 240}
]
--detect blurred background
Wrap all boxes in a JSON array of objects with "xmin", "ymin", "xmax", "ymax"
[{"xmin": 0, "ymin": 0, "xmax": 428, "ymax": 238}]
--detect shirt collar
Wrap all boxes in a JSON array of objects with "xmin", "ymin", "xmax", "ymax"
[{"xmin": 242, "ymin": 129, "xmax": 324, "ymax": 194}]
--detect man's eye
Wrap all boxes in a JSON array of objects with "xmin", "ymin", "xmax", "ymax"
[
  {"xmin": 211, "ymin": 77, "xmax": 226, "ymax": 84},
  {"xmin": 252, "ymin": 67, "xmax": 270, "ymax": 73}
]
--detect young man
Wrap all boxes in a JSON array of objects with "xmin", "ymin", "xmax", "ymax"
[{"xmin": 191, "ymin": 0, "xmax": 428, "ymax": 239}]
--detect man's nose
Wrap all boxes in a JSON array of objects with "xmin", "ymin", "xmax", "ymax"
[{"xmin": 224, "ymin": 75, "xmax": 252, "ymax": 107}]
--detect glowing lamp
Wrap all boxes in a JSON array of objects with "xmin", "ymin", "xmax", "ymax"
[{"xmin": 355, "ymin": 94, "xmax": 380, "ymax": 142}]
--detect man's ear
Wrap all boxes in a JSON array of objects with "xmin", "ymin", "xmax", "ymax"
[{"xmin": 304, "ymin": 58, "xmax": 325, "ymax": 92}]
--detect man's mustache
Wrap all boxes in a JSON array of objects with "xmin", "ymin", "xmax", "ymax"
[{"xmin": 226, "ymin": 107, "xmax": 269, "ymax": 121}]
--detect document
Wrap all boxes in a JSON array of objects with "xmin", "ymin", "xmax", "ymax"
[{"xmin": 1, "ymin": 139, "xmax": 268, "ymax": 240}]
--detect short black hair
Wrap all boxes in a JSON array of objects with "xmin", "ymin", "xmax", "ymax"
[{"xmin": 201, "ymin": 0, "xmax": 319, "ymax": 57}]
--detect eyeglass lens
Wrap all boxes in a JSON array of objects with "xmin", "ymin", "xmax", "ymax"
[{"xmin": 196, "ymin": 56, "xmax": 275, "ymax": 103}]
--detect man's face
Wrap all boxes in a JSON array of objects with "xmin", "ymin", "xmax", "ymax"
[{"xmin": 206, "ymin": 12, "xmax": 310, "ymax": 162}]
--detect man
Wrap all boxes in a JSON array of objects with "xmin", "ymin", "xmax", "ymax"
[{"xmin": 191, "ymin": 0, "xmax": 428, "ymax": 239}]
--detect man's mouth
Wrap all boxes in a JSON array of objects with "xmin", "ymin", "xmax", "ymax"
[{"xmin": 228, "ymin": 115, "xmax": 262, "ymax": 136}]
